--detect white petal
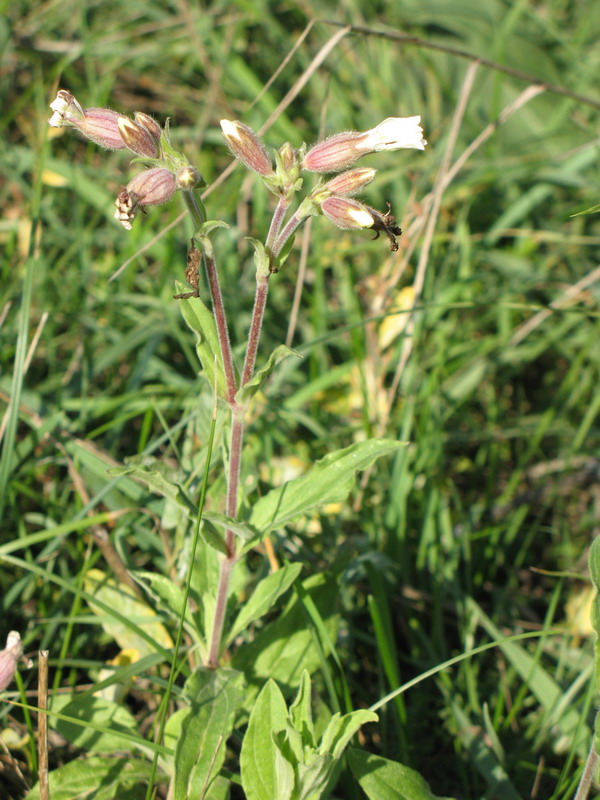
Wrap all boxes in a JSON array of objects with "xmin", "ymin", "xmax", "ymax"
[
  {"xmin": 348, "ymin": 207, "xmax": 375, "ymax": 227},
  {"xmin": 48, "ymin": 111, "xmax": 65, "ymax": 127},
  {"xmin": 220, "ymin": 119, "xmax": 240, "ymax": 140},
  {"xmin": 359, "ymin": 116, "xmax": 427, "ymax": 152}
]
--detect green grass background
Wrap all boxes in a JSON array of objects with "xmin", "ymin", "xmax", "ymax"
[{"xmin": 2, "ymin": 0, "xmax": 600, "ymax": 797}]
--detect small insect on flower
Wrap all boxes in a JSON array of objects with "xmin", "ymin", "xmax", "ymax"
[{"xmin": 367, "ymin": 202, "xmax": 403, "ymax": 252}]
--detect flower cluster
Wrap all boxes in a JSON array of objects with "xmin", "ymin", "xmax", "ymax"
[
  {"xmin": 49, "ymin": 90, "xmax": 202, "ymax": 230},
  {"xmin": 49, "ymin": 90, "xmax": 426, "ymax": 250},
  {"xmin": 220, "ymin": 116, "xmax": 426, "ymax": 251}
]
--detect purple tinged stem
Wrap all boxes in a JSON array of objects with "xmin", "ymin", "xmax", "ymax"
[{"xmin": 207, "ymin": 198, "xmax": 281, "ymax": 667}]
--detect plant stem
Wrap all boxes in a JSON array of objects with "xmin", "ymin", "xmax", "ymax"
[
  {"xmin": 242, "ymin": 277, "xmax": 270, "ymax": 385},
  {"xmin": 272, "ymin": 210, "xmax": 308, "ymax": 260},
  {"xmin": 206, "ymin": 280, "xmax": 270, "ymax": 667},
  {"xmin": 574, "ymin": 737, "xmax": 599, "ymax": 800},
  {"xmin": 266, "ymin": 195, "xmax": 290, "ymax": 253},
  {"xmin": 206, "ymin": 193, "xmax": 294, "ymax": 667},
  {"xmin": 183, "ymin": 190, "xmax": 237, "ymax": 404},
  {"xmin": 203, "ymin": 243, "xmax": 237, "ymax": 404}
]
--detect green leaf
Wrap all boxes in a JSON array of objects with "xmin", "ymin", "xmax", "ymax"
[
  {"xmin": 240, "ymin": 679, "xmax": 294, "ymax": 800},
  {"xmin": 319, "ymin": 709, "xmax": 378, "ymax": 760},
  {"xmin": 227, "ymin": 562, "xmax": 303, "ymax": 644},
  {"xmin": 173, "ymin": 667, "xmax": 245, "ymax": 800},
  {"xmin": 236, "ymin": 345, "xmax": 302, "ymax": 406},
  {"xmin": 570, "ymin": 202, "xmax": 600, "ymax": 217},
  {"xmin": 247, "ymin": 237, "xmax": 271, "ymax": 278},
  {"xmin": 247, "ymin": 439, "xmax": 407, "ymax": 540},
  {"xmin": 589, "ymin": 536, "xmax": 600, "ymax": 592},
  {"xmin": 84, "ymin": 569, "xmax": 173, "ymax": 657},
  {"xmin": 195, "ymin": 219, "xmax": 229, "ymax": 238},
  {"xmin": 24, "ymin": 756, "xmax": 153, "ymax": 800},
  {"xmin": 272, "ymin": 233, "xmax": 296, "ymax": 272},
  {"xmin": 108, "ymin": 458, "xmax": 197, "ymax": 518},
  {"xmin": 232, "ymin": 573, "xmax": 338, "ymax": 707},
  {"xmin": 131, "ymin": 571, "xmax": 198, "ymax": 633},
  {"xmin": 177, "ymin": 285, "xmax": 228, "ymax": 395},
  {"xmin": 50, "ymin": 694, "xmax": 143, "ymax": 755},
  {"xmin": 203, "ymin": 511, "xmax": 259, "ymax": 543},
  {"xmin": 295, "ymin": 752, "xmax": 335, "ymax": 800},
  {"xmin": 347, "ymin": 749, "xmax": 451, "ymax": 800},
  {"xmin": 288, "ymin": 669, "xmax": 316, "ymax": 748},
  {"xmin": 199, "ymin": 516, "xmax": 228, "ymax": 555}
]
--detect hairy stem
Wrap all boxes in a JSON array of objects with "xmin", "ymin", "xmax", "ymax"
[
  {"xmin": 265, "ymin": 195, "xmax": 290, "ymax": 254},
  {"xmin": 203, "ymin": 244, "xmax": 238, "ymax": 404},
  {"xmin": 206, "ymin": 191, "xmax": 289, "ymax": 669},
  {"xmin": 183, "ymin": 191, "xmax": 237, "ymax": 404},
  {"xmin": 272, "ymin": 210, "xmax": 308, "ymax": 260},
  {"xmin": 242, "ymin": 277, "xmax": 270, "ymax": 385},
  {"xmin": 574, "ymin": 737, "xmax": 598, "ymax": 800},
  {"xmin": 206, "ymin": 270, "xmax": 271, "ymax": 666}
]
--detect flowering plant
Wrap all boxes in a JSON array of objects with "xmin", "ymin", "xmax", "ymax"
[{"xmin": 43, "ymin": 89, "xmax": 427, "ymax": 799}]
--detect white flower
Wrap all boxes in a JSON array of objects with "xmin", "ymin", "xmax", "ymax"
[{"xmin": 357, "ymin": 116, "xmax": 427, "ymax": 152}]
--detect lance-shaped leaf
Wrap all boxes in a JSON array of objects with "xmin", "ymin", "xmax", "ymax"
[
  {"xmin": 247, "ymin": 439, "xmax": 406, "ymax": 542},
  {"xmin": 131, "ymin": 571, "xmax": 199, "ymax": 637},
  {"xmin": 236, "ymin": 345, "xmax": 301, "ymax": 406},
  {"xmin": 203, "ymin": 511, "xmax": 259, "ymax": 543},
  {"xmin": 173, "ymin": 667, "xmax": 245, "ymax": 800},
  {"xmin": 226, "ymin": 562, "xmax": 303, "ymax": 644},
  {"xmin": 23, "ymin": 756, "xmax": 154, "ymax": 800},
  {"xmin": 108, "ymin": 458, "xmax": 197, "ymax": 518},
  {"xmin": 347, "ymin": 748, "xmax": 454, "ymax": 800},
  {"xmin": 240, "ymin": 679, "xmax": 293, "ymax": 800},
  {"xmin": 177, "ymin": 284, "xmax": 228, "ymax": 395},
  {"xmin": 232, "ymin": 573, "xmax": 338, "ymax": 708}
]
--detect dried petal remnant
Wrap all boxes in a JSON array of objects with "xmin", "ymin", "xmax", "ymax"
[{"xmin": 114, "ymin": 167, "xmax": 177, "ymax": 230}]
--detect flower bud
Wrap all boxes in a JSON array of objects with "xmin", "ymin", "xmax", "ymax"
[
  {"xmin": 303, "ymin": 116, "xmax": 426, "ymax": 173},
  {"xmin": 322, "ymin": 167, "xmax": 377, "ymax": 196},
  {"xmin": 220, "ymin": 119, "xmax": 274, "ymax": 177},
  {"xmin": 114, "ymin": 167, "xmax": 177, "ymax": 230},
  {"xmin": 278, "ymin": 142, "xmax": 297, "ymax": 173},
  {"xmin": 0, "ymin": 631, "xmax": 22, "ymax": 692},
  {"xmin": 134, "ymin": 111, "xmax": 162, "ymax": 142},
  {"xmin": 77, "ymin": 109, "xmax": 129, "ymax": 150},
  {"xmin": 320, "ymin": 196, "xmax": 376, "ymax": 230},
  {"xmin": 117, "ymin": 117, "xmax": 159, "ymax": 158},
  {"xmin": 176, "ymin": 166, "xmax": 202, "ymax": 189}
]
